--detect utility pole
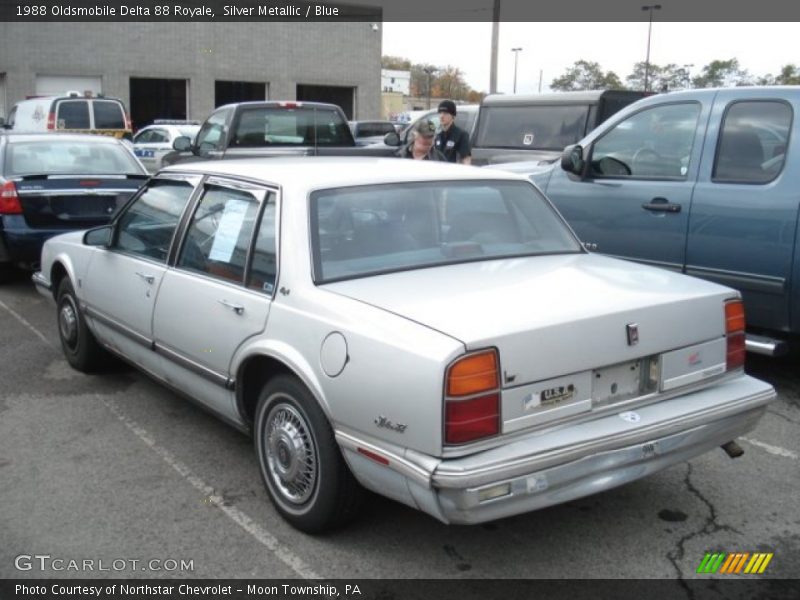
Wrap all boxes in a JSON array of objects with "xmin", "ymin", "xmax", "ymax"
[
  {"xmin": 489, "ymin": 0, "xmax": 500, "ymax": 93},
  {"xmin": 511, "ymin": 47, "xmax": 522, "ymax": 93},
  {"xmin": 641, "ymin": 4, "xmax": 661, "ymax": 93}
]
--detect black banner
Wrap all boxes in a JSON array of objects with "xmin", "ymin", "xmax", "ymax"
[{"xmin": 2, "ymin": 579, "xmax": 800, "ymax": 600}]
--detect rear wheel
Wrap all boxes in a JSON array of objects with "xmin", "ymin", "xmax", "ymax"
[
  {"xmin": 254, "ymin": 375, "xmax": 364, "ymax": 533},
  {"xmin": 57, "ymin": 278, "xmax": 108, "ymax": 372}
]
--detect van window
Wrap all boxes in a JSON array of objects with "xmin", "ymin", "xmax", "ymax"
[
  {"xmin": 93, "ymin": 100, "xmax": 126, "ymax": 129},
  {"xmin": 713, "ymin": 101, "xmax": 792, "ymax": 184},
  {"xmin": 56, "ymin": 101, "xmax": 90, "ymax": 129},
  {"xmin": 589, "ymin": 102, "xmax": 701, "ymax": 179},
  {"xmin": 476, "ymin": 105, "xmax": 590, "ymax": 151}
]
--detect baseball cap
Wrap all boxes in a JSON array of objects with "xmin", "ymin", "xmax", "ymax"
[{"xmin": 413, "ymin": 119, "xmax": 437, "ymax": 137}]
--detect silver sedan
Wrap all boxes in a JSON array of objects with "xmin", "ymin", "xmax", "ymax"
[{"xmin": 33, "ymin": 157, "xmax": 775, "ymax": 533}]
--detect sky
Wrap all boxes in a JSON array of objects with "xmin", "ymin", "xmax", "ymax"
[{"xmin": 382, "ymin": 22, "xmax": 799, "ymax": 94}]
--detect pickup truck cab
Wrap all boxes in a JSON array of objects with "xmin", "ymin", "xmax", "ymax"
[
  {"xmin": 164, "ymin": 101, "xmax": 396, "ymax": 165},
  {"xmin": 529, "ymin": 87, "xmax": 800, "ymax": 355}
]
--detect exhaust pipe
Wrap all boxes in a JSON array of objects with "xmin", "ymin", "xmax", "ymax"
[{"xmin": 721, "ymin": 440, "xmax": 745, "ymax": 459}]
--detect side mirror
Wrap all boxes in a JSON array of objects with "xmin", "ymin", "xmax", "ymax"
[
  {"xmin": 173, "ymin": 136, "xmax": 192, "ymax": 152},
  {"xmin": 383, "ymin": 131, "xmax": 401, "ymax": 147},
  {"xmin": 561, "ymin": 144, "xmax": 585, "ymax": 175},
  {"xmin": 83, "ymin": 225, "xmax": 113, "ymax": 247}
]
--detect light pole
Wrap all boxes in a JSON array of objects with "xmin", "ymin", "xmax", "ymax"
[
  {"xmin": 641, "ymin": 4, "xmax": 661, "ymax": 93},
  {"xmin": 511, "ymin": 47, "xmax": 522, "ymax": 94},
  {"xmin": 423, "ymin": 67, "xmax": 435, "ymax": 109}
]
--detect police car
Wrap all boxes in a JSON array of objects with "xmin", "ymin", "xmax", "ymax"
[{"xmin": 132, "ymin": 120, "xmax": 200, "ymax": 172}]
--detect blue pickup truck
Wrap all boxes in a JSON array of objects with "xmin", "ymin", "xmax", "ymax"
[{"xmin": 511, "ymin": 87, "xmax": 799, "ymax": 355}]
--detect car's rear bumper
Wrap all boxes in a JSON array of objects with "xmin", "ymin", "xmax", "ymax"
[
  {"xmin": 1, "ymin": 216, "xmax": 71, "ymax": 268},
  {"xmin": 338, "ymin": 374, "xmax": 775, "ymax": 525}
]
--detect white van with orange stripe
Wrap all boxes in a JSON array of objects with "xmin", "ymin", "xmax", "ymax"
[{"xmin": 6, "ymin": 91, "xmax": 132, "ymax": 141}]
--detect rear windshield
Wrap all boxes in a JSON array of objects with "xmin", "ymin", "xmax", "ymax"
[
  {"xmin": 93, "ymin": 100, "xmax": 126, "ymax": 129},
  {"xmin": 476, "ymin": 105, "xmax": 590, "ymax": 150},
  {"xmin": 55, "ymin": 101, "xmax": 91, "ymax": 129},
  {"xmin": 6, "ymin": 140, "xmax": 145, "ymax": 176},
  {"xmin": 230, "ymin": 107, "xmax": 353, "ymax": 147},
  {"xmin": 355, "ymin": 122, "xmax": 395, "ymax": 138},
  {"xmin": 311, "ymin": 180, "xmax": 582, "ymax": 283}
]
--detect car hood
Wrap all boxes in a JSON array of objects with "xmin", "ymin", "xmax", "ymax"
[{"xmin": 324, "ymin": 253, "xmax": 735, "ymax": 384}]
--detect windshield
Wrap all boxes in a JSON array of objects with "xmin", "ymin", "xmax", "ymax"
[
  {"xmin": 311, "ymin": 180, "xmax": 582, "ymax": 283},
  {"xmin": 6, "ymin": 140, "xmax": 145, "ymax": 176},
  {"xmin": 231, "ymin": 107, "xmax": 352, "ymax": 147}
]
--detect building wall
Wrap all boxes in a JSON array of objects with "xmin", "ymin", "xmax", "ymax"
[{"xmin": 0, "ymin": 22, "xmax": 381, "ymax": 121}]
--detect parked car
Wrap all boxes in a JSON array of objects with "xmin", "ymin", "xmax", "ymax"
[
  {"xmin": 0, "ymin": 132, "xmax": 147, "ymax": 279},
  {"xmin": 5, "ymin": 92, "xmax": 133, "ymax": 141},
  {"xmin": 34, "ymin": 157, "xmax": 774, "ymax": 532},
  {"xmin": 504, "ymin": 87, "xmax": 800, "ymax": 355},
  {"xmin": 471, "ymin": 90, "xmax": 647, "ymax": 166},
  {"xmin": 348, "ymin": 120, "xmax": 398, "ymax": 145},
  {"xmin": 133, "ymin": 120, "xmax": 201, "ymax": 172},
  {"xmin": 163, "ymin": 101, "xmax": 397, "ymax": 166}
]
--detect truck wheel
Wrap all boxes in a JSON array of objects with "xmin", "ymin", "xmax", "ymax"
[
  {"xmin": 56, "ymin": 278, "xmax": 107, "ymax": 372},
  {"xmin": 254, "ymin": 375, "xmax": 363, "ymax": 533}
]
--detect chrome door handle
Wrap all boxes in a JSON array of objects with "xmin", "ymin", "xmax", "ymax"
[
  {"xmin": 135, "ymin": 272, "xmax": 155, "ymax": 284},
  {"xmin": 218, "ymin": 299, "xmax": 245, "ymax": 315}
]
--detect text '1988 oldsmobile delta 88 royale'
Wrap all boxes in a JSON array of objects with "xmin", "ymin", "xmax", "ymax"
[{"xmin": 33, "ymin": 158, "xmax": 775, "ymax": 532}]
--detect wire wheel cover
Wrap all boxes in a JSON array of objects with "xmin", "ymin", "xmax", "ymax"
[{"xmin": 265, "ymin": 401, "xmax": 318, "ymax": 504}]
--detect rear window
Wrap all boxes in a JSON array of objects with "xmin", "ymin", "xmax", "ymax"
[
  {"xmin": 231, "ymin": 107, "xmax": 352, "ymax": 147},
  {"xmin": 476, "ymin": 105, "xmax": 590, "ymax": 150},
  {"xmin": 6, "ymin": 140, "xmax": 144, "ymax": 176},
  {"xmin": 93, "ymin": 100, "xmax": 126, "ymax": 129},
  {"xmin": 311, "ymin": 180, "xmax": 582, "ymax": 283},
  {"xmin": 55, "ymin": 101, "xmax": 90, "ymax": 129},
  {"xmin": 356, "ymin": 122, "xmax": 395, "ymax": 138}
]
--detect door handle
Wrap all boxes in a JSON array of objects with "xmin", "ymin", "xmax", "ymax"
[
  {"xmin": 135, "ymin": 272, "xmax": 155, "ymax": 284},
  {"xmin": 642, "ymin": 197, "xmax": 681, "ymax": 213},
  {"xmin": 218, "ymin": 299, "xmax": 245, "ymax": 315}
]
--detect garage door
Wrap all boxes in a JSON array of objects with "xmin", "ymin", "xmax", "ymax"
[{"xmin": 35, "ymin": 76, "xmax": 102, "ymax": 96}]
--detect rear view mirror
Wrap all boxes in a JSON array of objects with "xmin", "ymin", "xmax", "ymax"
[
  {"xmin": 173, "ymin": 136, "xmax": 192, "ymax": 152},
  {"xmin": 561, "ymin": 144, "xmax": 585, "ymax": 175},
  {"xmin": 83, "ymin": 225, "xmax": 113, "ymax": 247},
  {"xmin": 383, "ymin": 131, "xmax": 401, "ymax": 147}
]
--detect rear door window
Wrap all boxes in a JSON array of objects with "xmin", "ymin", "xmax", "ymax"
[
  {"xmin": 93, "ymin": 100, "xmax": 126, "ymax": 129},
  {"xmin": 712, "ymin": 100, "xmax": 792, "ymax": 184},
  {"xmin": 55, "ymin": 100, "xmax": 90, "ymax": 129}
]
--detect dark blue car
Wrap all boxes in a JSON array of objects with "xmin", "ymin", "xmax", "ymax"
[{"xmin": 0, "ymin": 132, "xmax": 148, "ymax": 279}]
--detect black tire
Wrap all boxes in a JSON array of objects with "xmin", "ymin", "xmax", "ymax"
[
  {"xmin": 254, "ymin": 375, "xmax": 364, "ymax": 533},
  {"xmin": 56, "ymin": 278, "xmax": 107, "ymax": 372}
]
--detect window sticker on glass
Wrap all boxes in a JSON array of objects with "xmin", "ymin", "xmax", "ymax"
[
  {"xmin": 209, "ymin": 199, "xmax": 250, "ymax": 262},
  {"xmin": 523, "ymin": 133, "xmax": 534, "ymax": 145}
]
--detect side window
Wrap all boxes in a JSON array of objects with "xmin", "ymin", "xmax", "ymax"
[
  {"xmin": 115, "ymin": 181, "xmax": 194, "ymax": 262},
  {"xmin": 177, "ymin": 186, "xmax": 261, "ymax": 284},
  {"xmin": 148, "ymin": 129, "xmax": 168, "ymax": 143},
  {"xmin": 133, "ymin": 130, "xmax": 152, "ymax": 144},
  {"xmin": 713, "ymin": 101, "xmax": 792, "ymax": 184},
  {"xmin": 56, "ymin": 101, "xmax": 90, "ymax": 129},
  {"xmin": 246, "ymin": 194, "xmax": 277, "ymax": 294},
  {"xmin": 93, "ymin": 101, "xmax": 126, "ymax": 129},
  {"xmin": 195, "ymin": 109, "xmax": 231, "ymax": 150},
  {"xmin": 590, "ymin": 102, "xmax": 701, "ymax": 179}
]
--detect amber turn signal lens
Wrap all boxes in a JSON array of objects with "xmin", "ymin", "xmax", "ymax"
[
  {"xmin": 725, "ymin": 300, "xmax": 745, "ymax": 333},
  {"xmin": 446, "ymin": 350, "xmax": 499, "ymax": 397}
]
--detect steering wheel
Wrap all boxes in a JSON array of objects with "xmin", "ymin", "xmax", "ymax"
[{"xmin": 632, "ymin": 147, "xmax": 662, "ymax": 173}]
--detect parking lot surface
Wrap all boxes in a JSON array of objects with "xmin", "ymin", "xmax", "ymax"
[{"xmin": 1, "ymin": 273, "xmax": 798, "ymax": 587}]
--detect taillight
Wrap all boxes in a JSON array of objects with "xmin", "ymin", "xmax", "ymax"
[
  {"xmin": 444, "ymin": 349, "xmax": 500, "ymax": 444},
  {"xmin": 0, "ymin": 181, "xmax": 22, "ymax": 214},
  {"xmin": 47, "ymin": 112, "xmax": 56, "ymax": 130},
  {"xmin": 124, "ymin": 112, "xmax": 132, "ymax": 131},
  {"xmin": 725, "ymin": 299, "xmax": 746, "ymax": 371}
]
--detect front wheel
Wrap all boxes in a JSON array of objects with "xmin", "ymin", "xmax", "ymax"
[
  {"xmin": 254, "ymin": 375, "xmax": 363, "ymax": 533},
  {"xmin": 56, "ymin": 278, "xmax": 108, "ymax": 372}
]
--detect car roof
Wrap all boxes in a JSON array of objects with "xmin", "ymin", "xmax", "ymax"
[{"xmin": 163, "ymin": 157, "xmax": 526, "ymax": 189}]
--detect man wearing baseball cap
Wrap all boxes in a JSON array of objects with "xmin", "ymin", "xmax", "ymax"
[
  {"xmin": 396, "ymin": 119, "xmax": 446, "ymax": 160},
  {"xmin": 435, "ymin": 100, "xmax": 471, "ymax": 165}
]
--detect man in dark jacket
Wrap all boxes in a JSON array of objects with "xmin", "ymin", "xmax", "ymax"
[
  {"xmin": 434, "ymin": 100, "xmax": 471, "ymax": 164},
  {"xmin": 397, "ymin": 119, "xmax": 447, "ymax": 160}
]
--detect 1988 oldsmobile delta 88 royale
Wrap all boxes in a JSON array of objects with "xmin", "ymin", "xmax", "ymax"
[{"xmin": 33, "ymin": 158, "xmax": 775, "ymax": 532}]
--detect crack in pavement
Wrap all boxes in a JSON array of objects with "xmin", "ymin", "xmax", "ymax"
[{"xmin": 666, "ymin": 463, "xmax": 742, "ymax": 600}]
